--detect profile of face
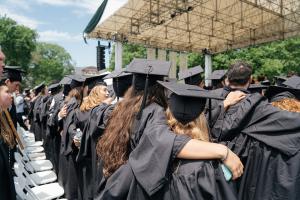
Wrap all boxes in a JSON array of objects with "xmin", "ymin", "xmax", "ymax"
[
  {"xmin": 5, "ymin": 80, "xmax": 20, "ymax": 93},
  {"xmin": 0, "ymin": 50, "xmax": 5, "ymax": 76},
  {"xmin": 0, "ymin": 86, "xmax": 12, "ymax": 109},
  {"xmin": 99, "ymin": 85, "xmax": 109, "ymax": 98}
]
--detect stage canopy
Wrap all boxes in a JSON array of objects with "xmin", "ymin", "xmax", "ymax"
[{"xmin": 86, "ymin": 0, "xmax": 300, "ymax": 53}]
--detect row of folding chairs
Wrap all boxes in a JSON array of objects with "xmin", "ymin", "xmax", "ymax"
[{"xmin": 14, "ymin": 126, "xmax": 65, "ymax": 200}]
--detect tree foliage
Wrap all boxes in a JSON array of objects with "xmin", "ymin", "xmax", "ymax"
[
  {"xmin": 0, "ymin": 16, "xmax": 37, "ymax": 72},
  {"xmin": 30, "ymin": 42, "xmax": 74, "ymax": 85}
]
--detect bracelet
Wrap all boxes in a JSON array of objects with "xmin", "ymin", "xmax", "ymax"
[{"xmin": 221, "ymin": 147, "xmax": 229, "ymax": 162}]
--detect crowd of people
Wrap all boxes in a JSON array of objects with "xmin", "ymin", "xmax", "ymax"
[{"xmin": 1, "ymin": 46, "xmax": 300, "ymax": 200}]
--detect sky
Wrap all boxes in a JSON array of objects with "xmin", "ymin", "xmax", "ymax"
[{"xmin": 0, "ymin": 0, "xmax": 127, "ymax": 68}]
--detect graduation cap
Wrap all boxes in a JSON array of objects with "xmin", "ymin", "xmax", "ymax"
[
  {"xmin": 3, "ymin": 66, "xmax": 24, "ymax": 82},
  {"xmin": 274, "ymin": 76, "xmax": 287, "ymax": 86},
  {"xmin": 282, "ymin": 75, "xmax": 300, "ymax": 89},
  {"xmin": 84, "ymin": 74, "xmax": 107, "ymax": 90},
  {"xmin": 261, "ymin": 80, "xmax": 271, "ymax": 86},
  {"xmin": 67, "ymin": 74, "xmax": 86, "ymax": 89},
  {"xmin": 264, "ymin": 85, "xmax": 300, "ymax": 102},
  {"xmin": 59, "ymin": 76, "xmax": 72, "ymax": 85},
  {"xmin": 158, "ymin": 81, "xmax": 223, "ymax": 125},
  {"xmin": 104, "ymin": 69, "xmax": 132, "ymax": 98},
  {"xmin": 207, "ymin": 70, "xmax": 227, "ymax": 80},
  {"xmin": 126, "ymin": 58, "xmax": 171, "ymax": 119},
  {"xmin": 48, "ymin": 83, "xmax": 61, "ymax": 94},
  {"xmin": 178, "ymin": 66, "xmax": 203, "ymax": 85},
  {"xmin": 248, "ymin": 84, "xmax": 269, "ymax": 94},
  {"xmin": 33, "ymin": 82, "xmax": 46, "ymax": 95}
]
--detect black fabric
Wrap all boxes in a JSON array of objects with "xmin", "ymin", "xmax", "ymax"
[
  {"xmin": 9, "ymin": 102, "xmax": 17, "ymax": 128},
  {"xmin": 169, "ymin": 93, "xmax": 206, "ymax": 124},
  {"xmin": 31, "ymin": 96, "xmax": 44, "ymax": 141},
  {"xmin": 112, "ymin": 75, "xmax": 132, "ymax": 98},
  {"xmin": 133, "ymin": 74, "xmax": 163, "ymax": 91},
  {"xmin": 0, "ymin": 139, "xmax": 16, "ymax": 200},
  {"xmin": 211, "ymin": 93, "xmax": 300, "ymax": 199},
  {"xmin": 76, "ymin": 103, "xmax": 114, "ymax": 199},
  {"xmin": 270, "ymin": 91, "xmax": 295, "ymax": 102},
  {"xmin": 184, "ymin": 74, "xmax": 202, "ymax": 86}
]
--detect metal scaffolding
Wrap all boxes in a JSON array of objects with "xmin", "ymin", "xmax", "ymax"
[{"xmin": 87, "ymin": 0, "xmax": 300, "ymax": 53}]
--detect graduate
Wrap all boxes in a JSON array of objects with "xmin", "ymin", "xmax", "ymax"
[
  {"xmin": 207, "ymin": 69, "xmax": 228, "ymax": 90},
  {"xmin": 97, "ymin": 59, "xmax": 243, "ymax": 199},
  {"xmin": 0, "ymin": 85, "xmax": 17, "ymax": 200},
  {"xmin": 47, "ymin": 76, "xmax": 71, "ymax": 173},
  {"xmin": 1, "ymin": 66, "xmax": 24, "ymax": 128},
  {"xmin": 158, "ymin": 81, "xmax": 238, "ymax": 200},
  {"xmin": 58, "ymin": 74, "xmax": 85, "ymax": 200},
  {"xmin": 211, "ymin": 77, "xmax": 300, "ymax": 199},
  {"xmin": 68, "ymin": 74, "xmax": 109, "ymax": 200},
  {"xmin": 178, "ymin": 65, "xmax": 204, "ymax": 86},
  {"xmin": 30, "ymin": 82, "xmax": 47, "ymax": 141}
]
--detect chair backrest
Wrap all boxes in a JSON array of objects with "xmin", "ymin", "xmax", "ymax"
[{"xmin": 14, "ymin": 176, "xmax": 28, "ymax": 200}]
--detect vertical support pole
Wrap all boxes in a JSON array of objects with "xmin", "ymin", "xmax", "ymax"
[
  {"xmin": 147, "ymin": 48, "xmax": 156, "ymax": 59},
  {"xmin": 169, "ymin": 51, "xmax": 177, "ymax": 79},
  {"xmin": 115, "ymin": 41, "xmax": 123, "ymax": 70},
  {"xmin": 204, "ymin": 52, "xmax": 212, "ymax": 87},
  {"xmin": 157, "ymin": 49, "xmax": 166, "ymax": 61}
]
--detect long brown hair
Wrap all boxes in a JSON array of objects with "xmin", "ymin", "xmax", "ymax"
[
  {"xmin": 65, "ymin": 87, "xmax": 82, "ymax": 104},
  {"xmin": 272, "ymin": 98, "xmax": 300, "ymax": 113},
  {"xmin": 97, "ymin": 84, "xmax": 167, "ymax": 178},
  {"xmin": 166, "ymin": 108, "xmax": 209, "ymax": 141},
  {"xmin": 80, "ymin": 85, "xmax": 107, "ymax": 112}
]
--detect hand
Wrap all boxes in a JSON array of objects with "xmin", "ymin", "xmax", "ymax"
[
  {"xmin": 223, "ymin": 91, "xmax": 246, "ymax": 110},
  {"xmin": 58, "ymin": 105, "xmax": 67, "ymax": 118},
  {"xmin": 222, "ymin": 147, "xmax": 244, "ymax": 180},
  {"xmin": 73, "ymin": 139, "xmax": 81, "ymax": 148}
]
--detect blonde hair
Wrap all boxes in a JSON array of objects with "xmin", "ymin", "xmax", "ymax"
[
  {"xmin": 272, "ymin": 98, "xmax": 300, "ymax": 113},
  {"xmin": 80, "ymin": 85, "xmax": 107, "ymax": 112},
  {"xmin": 166, "ymin": 108, "xmax": 209, "ymax": 141}
]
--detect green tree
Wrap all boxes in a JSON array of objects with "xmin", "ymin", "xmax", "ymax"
[
  {"xmin": 109, "ymin": 43, "xmax": 146, "ymax": 70},
  {"xmin": 0, "ymin": 16, "xmax": 37, "ymax": 72},
  {"xmin": 30, "ymin": 42, "xmax": 74, "ymax": 85}
]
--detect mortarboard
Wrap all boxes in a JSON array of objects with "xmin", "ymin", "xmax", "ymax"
[
  {"xmin": 84, "ymin": 74, "xmax": 107, "ymax": 89},
  {"xmin": 282, "ymin": 75, "xmax": 300, "ymax": 89},
  {"xmin": 178, "ymin": 66, "xmax": 203, "ymax": 86},
  {"xmin": 67, "ymin": 74, "xmax": 86, "ymax": 89},
  {"xmin": 248, "ymin": 84, "xmax": 269, "ymax": 94},
  {"xmin": 126, "ymin": 58, "xmax": 171, "ymax": 119},
  {"xmin": 274, "ymin": 76, "xmax": 287, "ymax": 86},
  {"xmin": 104, "ymin": 69, "xmax": 132, "ymax": 98},
  {"xmin": 158, "ymin": 81, "xmax": 223, "ymax": 125},
  {"xmin": 3, "ymin": 66, "xmax": 24, "ymax": 82},
  {"xmin": 33, "ymin": 82, "xmax": 46, "ymax": 95},
  {"xmin": 207, "ymin": 69, "xmax": 227, "ymax": 80},
  {"xmin": 265, "ymin": 85, "xmax": 300, "ymax": 102}
]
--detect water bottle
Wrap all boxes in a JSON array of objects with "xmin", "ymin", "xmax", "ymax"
[{"xmin": 74, "ymin": 128, "xmax": 83, "ymax": 141}]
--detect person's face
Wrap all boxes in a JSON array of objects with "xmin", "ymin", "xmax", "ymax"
[
  {"xmin": 5, "ymin": 80, "xmax": 20, "ymax": 93},
  {"xmin": 83, "ymin": 85, "xmax": 89, "ymax": 97},
  {"xmin": 0, "ymin": 50, "xmax": 5, "ymax": 76},
  {"xmin": 99, "ymin": 85, "xmax": 109, "ymax": 98},
  {"xmin": 0, "ymin": 86, "xmax": 12, "ymax": 109}
]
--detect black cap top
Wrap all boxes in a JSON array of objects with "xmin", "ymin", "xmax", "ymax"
[
  {"xmin": 207, "ymin": 69, "xmax": 227, "ymax": 80},
  {"xmin": 126, "ymin": 58, "xmax": 171, "ymax": 76},
  {"xmin": 158, "ymin": 81, "xmax": 223, "ymax": 125},
  {"xmin": 265, "ymin": 85, "xmax": 300, "ymax": 102},
  {"xmin": 48, "ymin": 83, "xmax": 61, "ymax": 93},
  {"xmin": 67, "ymin": 74, "xmax": 86, "ymax": 89},
  {"xmin": 3, "ymin": 66, "xmax": 24, "ymax": 82},
  {"xmin": 248, "ymin": 84, "xmax": 269, "ymax": 94},
  {"xmin": 104, "ymin": 69, "xmax": 132, "ymax": 79},
  {"xmin": 274, "ymin": 76, "xmax": 288, "ymax": 86},
  {"xmin": 282, "ymin": 75, "xmax": 300, "ymax": 89},
  {"xmin": 178, "ymin": 66, "xmax": 203, "ymax": 80},
  {"xmin": 34, "ymin": 82, "xmax": 46, "ymax": 94},
  {"xmin": 84, "ymin": 74, "xmax": 107, "ymax": 89},
  {"xmin": 59, "ymin": 76, "xmax": 72, "ymax": 85},
  {"xmin": 261, "ymin": 80, "xmax": 271, "ymax": 86}
]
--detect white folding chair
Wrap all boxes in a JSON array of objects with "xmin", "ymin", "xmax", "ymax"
[{"xmin": 15, "ymin": 152, "xmax": 53, "ymax": 173}]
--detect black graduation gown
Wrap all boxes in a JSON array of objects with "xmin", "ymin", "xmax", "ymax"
[
  {"xmin": 31, "ymin": 96, "xmax": 44, "ymax": 141},
  {"xmin": 58, "ymin": 97, "xmax": 81, "ymax": 200},
  {"xmin": 39, "ymin": 95, "xmax": 51, "ymax": 157},
  {"xmin": 47, "ymin": 93, "xmax": 64, "ymax": 173},
  {"xmin": 212, "ymin": 93, "xmax": 300, "ymax": 200},
  {"xmin": 98, "ymin": 103, "xmax": 192, "ymax": 199},
  {"xmin": 75, "ymin": 103, "xmax": 114, "ymax": 200},
  {"xmin": 0, "ymin": 139, "xmax": 16, "ymax": 200},
  {"xmin": 9, "ymin": 102, "xmax": 17, "ymax": 129}
]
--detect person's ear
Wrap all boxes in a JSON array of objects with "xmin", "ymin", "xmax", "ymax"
[{"xmin": 4, "ymin": 79, "xmax": 10, "ymax": 85}]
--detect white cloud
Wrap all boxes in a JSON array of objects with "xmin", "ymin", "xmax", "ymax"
[
  {"xmin": 38, "ymin": 30, "xmax": 82, "ymax": 42},
  {"xmin": 34, "ymin": 0, "xmax": 100, "ymax": 14},
  {"xmin": 0, "ymin": 5, "xmax": 41, "ymax": 29},
  {"xmin": 5, "ymin": 0, "xmax": 31, "ymax": 11}
]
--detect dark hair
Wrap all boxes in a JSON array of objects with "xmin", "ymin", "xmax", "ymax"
[
  {"xmin": 97, "ymin": 83, "xmax": 167, "ymax": 178},
  {"xmin": 227, "ymin": 61, "xmax": 252, "ymax": 86}
]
